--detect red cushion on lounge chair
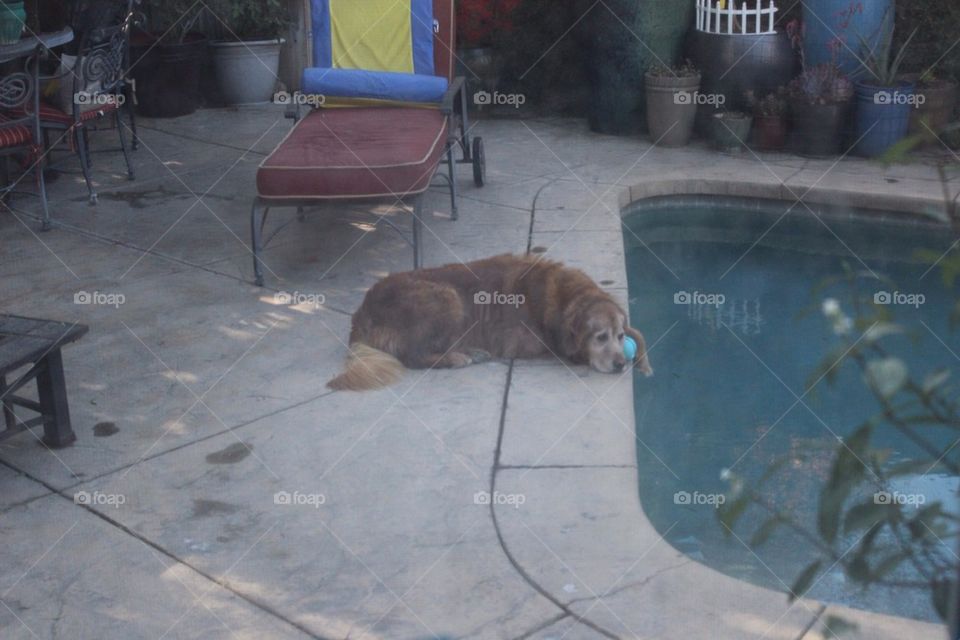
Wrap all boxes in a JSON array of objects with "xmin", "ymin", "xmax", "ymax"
[
  {"xmin": 256, "ymin": 107, "xmax": 448, "ymax": 199},
  {"xmin": 0, "ymin": 113, "xmax": 33, "ymax": 148}
]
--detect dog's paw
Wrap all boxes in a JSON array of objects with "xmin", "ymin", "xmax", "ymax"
[
  {"xmin": 466, "ymin": 348, "xmax": 492, "ymax": 364},
  {"xmin": 446, "ymin": 352, "xmax": 473, "ymax": 368}
]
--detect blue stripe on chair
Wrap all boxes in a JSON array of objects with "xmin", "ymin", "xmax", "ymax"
[
  {"xmin": 410, "ymin": 0, "xmax": 435, "ymax": 75},
  {"xmin": 302, "ymin": 67, "xmax": 448, "ymax": 104},
  {"xmin": 311, "ymin": 0, "xmax": 332, "ymax": 67}
]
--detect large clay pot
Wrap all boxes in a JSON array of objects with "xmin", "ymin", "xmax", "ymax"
[
  {"xmin": 645, "ymin": 71, "xmax": 701, "ymax": 147},
  {"xmin": 689, "ymin": 30, "xmax": 798, "ymax": 134},
  {"xmin": 211, "ymin": 39, "xmax": 284, "ymax": 105},
  {"xmin": 802, "ymin": 0, "xmax": 894, "ymax": 78},
  {"xmin": 131, "ymin": 33, "xmax": 208, "ymax": 118}
]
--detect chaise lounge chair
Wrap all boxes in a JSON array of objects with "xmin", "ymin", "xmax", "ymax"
[{"xmin": 251, "ymin": 0, "xmax": 485, "ymax": 286}]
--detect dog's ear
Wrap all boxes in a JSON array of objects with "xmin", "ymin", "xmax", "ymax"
[
  {"xmin": 626, "ymin": 326, "xmax": 654, "ymax": 377},
  {"xmin": 560, "ymin": 302, "xmax": 586, "ymax": 361}
]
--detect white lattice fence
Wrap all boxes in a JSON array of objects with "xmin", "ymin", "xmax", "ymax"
[{"xmin": 696, "ymin": 0, "xmax": 778, "ymax": 35}]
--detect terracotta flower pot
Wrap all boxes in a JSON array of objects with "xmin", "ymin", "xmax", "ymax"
[{"xmin": 752, "ymin": 114, "xmax": 788, "ymax": 151}]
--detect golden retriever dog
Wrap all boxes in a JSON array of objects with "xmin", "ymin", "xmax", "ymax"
[{"xmin": 328, "ymin": 254, "xmax": 653, "ymax": 391}]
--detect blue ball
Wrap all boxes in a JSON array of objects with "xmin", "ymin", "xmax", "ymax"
[{"xmin": 623, "ymin": 335, "xmax": 637, "ymax": 361}]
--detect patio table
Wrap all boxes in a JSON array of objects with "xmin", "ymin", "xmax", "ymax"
[
  {"xmin": 0, "ymin": 27, "xmax": 73, "ymax": 64},
  {"xmin": 0, "ymin": 314, "xmax": 88, "ymax": 448}
]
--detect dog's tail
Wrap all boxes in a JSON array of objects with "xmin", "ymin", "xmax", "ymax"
[{"xmin": 327, "ymin": 343, "xmax": 405, "ymax": 391}]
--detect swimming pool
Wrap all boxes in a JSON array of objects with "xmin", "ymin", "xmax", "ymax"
[{"xmin": 623, "ymin": 197, "xmax": 959, "ymax": 621}]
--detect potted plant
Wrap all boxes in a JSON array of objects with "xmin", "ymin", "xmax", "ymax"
[
  {"xmin": 645, "ymin": 62, "xmax": 701, "ymax": 147},
  {"xmin": 709, "ymin": 110, "xmax": 752, "ymax": 153},
  {"xmin": 133, "ymin": 1, "xmax": 209, "ymax": 117},
  {"xmin": 851, "ymin": 27, "xmax": 919, "ymax": 157},
  {"xmin": 456, "ymin": 0, "xmax": 520, "ymax": 107},
  {"xmin": 207, "ymin": 0, "xmax": 290, "ymax": 105},
  {"xmin": 746, "ymin": 88, "xmax": 788, "ymax": 151},
  {"xmin": 908, "ymin": 71, "xmax": 959, "ymax": 146},
  {"xmin": 787, "ymin": 63, "xmax": 853, "ymax": 157}
]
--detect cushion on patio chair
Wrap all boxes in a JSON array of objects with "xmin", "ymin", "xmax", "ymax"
[
  {"xmin": 256, "ymin": 106, "xmax": 448, "ymax": 199},
  {"xmin": 301, "ymin": 68, "xmax": 448, "ymax": 105},
  {"xmin": 0, "ymin": 113, "xmax": 33, "ymax": 148},
  {"xmin": 302, "ymin": 0, "xmax": 447, "ymax": 105}
]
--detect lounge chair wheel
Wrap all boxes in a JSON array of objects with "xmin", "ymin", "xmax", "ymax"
[{"xmin": 472, "ymin": 137, "xmax": 485, "ymax": 187}]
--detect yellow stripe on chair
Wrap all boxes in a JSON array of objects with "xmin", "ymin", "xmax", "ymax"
[{"xmin": 329, "ymin": 0, "xmax": 414, "ymax": 73}]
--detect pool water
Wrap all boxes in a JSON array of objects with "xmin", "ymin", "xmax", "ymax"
[{"xmin": 623, "ymin": 199, "xmax": 959, "ymax": 621}]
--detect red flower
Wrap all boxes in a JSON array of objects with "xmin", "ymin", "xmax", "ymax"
[{"xmin": 457, "ymin": 0, "xmax": 521, "ymax": 48}]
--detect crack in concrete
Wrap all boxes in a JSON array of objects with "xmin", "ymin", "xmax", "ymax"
[
  {"xmin": 2, "ymin": 469, "xmax": 330, "ymax": 639},
  {"xmin": 563, "ymin": 560, "xmax": 691, "ymax": 606},
  {"xmin": 484, "ymin": 178, "xmax": 627, "ymax": 640},
  {"xmin": 513, "ymin": 612, "xmax": 571, "ymax": 640}
]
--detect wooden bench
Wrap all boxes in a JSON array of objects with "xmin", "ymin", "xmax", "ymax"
[{"xmin": 0, "ymin": 315, "xmax": 88, "ymax": 448}]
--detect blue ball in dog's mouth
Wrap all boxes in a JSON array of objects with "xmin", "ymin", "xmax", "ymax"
[{"xmin": 623, "ymin": 336, "xmax": 637, "ymax": 361}]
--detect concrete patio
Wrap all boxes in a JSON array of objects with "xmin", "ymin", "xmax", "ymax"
[{"xmin": 0, "ymin": 105, "xmax": 954, "ymax": 639}]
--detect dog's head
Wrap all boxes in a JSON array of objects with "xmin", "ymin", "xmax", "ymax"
[{"xmin": 562, "ymin": 298, "xmax": 653, "ymax": 376}]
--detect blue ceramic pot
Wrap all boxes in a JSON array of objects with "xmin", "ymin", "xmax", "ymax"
[{"xmin": 852, "ymin": 80, "xmax": 916, "ymax": 157}]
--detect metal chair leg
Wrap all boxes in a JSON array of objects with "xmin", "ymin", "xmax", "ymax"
[
  {"xmin": 37, "ymin": 154, "xmax": 51, "ymax": 231},
  {"xmin": 0, "ymin": 375, "xmax": 16, "ymax": 431},
  {"xmin": 75, "ymin": 127, "xmax": 97, "ymax": 205},
  {"xmin": 115, "ymin": 108, "xmax": 135, "ymax": 180},
  {"xmin": 412, "ymin": 198, "xmax": 424, "ymax": 269},
  {"xmin": 37, "ymin": 350, "xmax": 77, "ymax": 448},
  {"xmin": 82, "ymin": 129, "xmax": 92, "ymax": 168},
  {"xmin": 447, "ymin": 143, "xmax": 458, "ymax": 221},
  {"xmin": 251, "ymin": 199, "xmax": 266, "ymax": 286},
  {"xmin": 126, "ymin": 88, "xmax": 139, "ymax": 150},
  {"xmin": 459, "ymin": 85, "xmax": 472, "ymax": 159}
]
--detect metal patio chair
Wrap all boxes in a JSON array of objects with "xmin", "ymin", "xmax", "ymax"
[
  {"xmin": 37, "ymin": 0, "xmax": 137, "ymax": 205},
  {"xmin": 0, "ymin": 51, "xmax": 52, "ymax": 228}
]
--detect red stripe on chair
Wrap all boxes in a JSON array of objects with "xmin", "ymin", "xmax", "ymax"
[
  {"xmin": 9, "ymin": 99, "xmax": 121, "ymax": 127},
  {"xmin": 0, "ymin": 113, "xmax": 33, "ymax": 148}
]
